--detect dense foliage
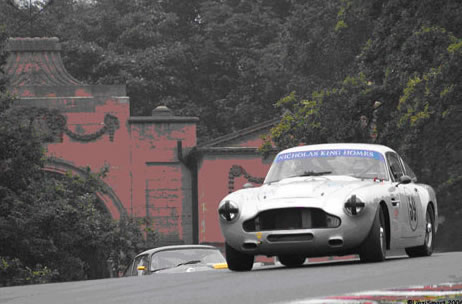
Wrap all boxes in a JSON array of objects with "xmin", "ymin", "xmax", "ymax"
[
  {"xmin": 266, "ymin": 0, "xmax": 462, "ymax": 250},
  {"xmin": 0, "ymin": 0, "xmax": 372, "ymax": 141}
]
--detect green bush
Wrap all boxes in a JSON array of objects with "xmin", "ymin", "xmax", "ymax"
[{"xmin": 0, "ymin": 257, "xmax": 57, "ymax": 287}]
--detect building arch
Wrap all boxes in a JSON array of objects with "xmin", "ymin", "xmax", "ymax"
[{"xmin": 44, "ymin": 158, "xmax": 127, "ymax": 219}]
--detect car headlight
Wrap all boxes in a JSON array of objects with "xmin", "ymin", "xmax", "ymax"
[
  {"xmin": 344, "ymin": 194, "xmax": 365, "ymax": 216},
  {"xmin": 218, "ymin": 200, "xmax": 239, "ymax": 222}
]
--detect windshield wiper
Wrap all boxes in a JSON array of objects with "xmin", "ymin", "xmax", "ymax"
[
  {"xmin": 152, "ymin": 267, "xmax": 170, "ymax": 272},
  {"xmin": 152, "ymin": 260, "xmax": 202, "ymax": 272},
  {"xmin": 175, "ymin": 260, "xmax": 202, "ymax": 267},
  {"xmin": 289, "ymin": 171, "xmax": 332, "ymax": 178}
]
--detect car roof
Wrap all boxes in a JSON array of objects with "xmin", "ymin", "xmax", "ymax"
[
  {"xmin": 135, "ymin": 244, "xmax": 220, "ymax": 257},
  {"xmin": 278, "ymin": 143, "xmax": 396, "ymax": 155}
]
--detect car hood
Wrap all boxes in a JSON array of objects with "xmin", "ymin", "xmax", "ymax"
[
  {"xmin": 262, "ymin": 176, "xmax": 368, "ymax": 198},
  {"xmin": 153, "ymin": 264, "xmax": 223, "ymax": 274},
  {"xmin": 233, "ymin": 176, "xmax": 376, "ymax": 208}
]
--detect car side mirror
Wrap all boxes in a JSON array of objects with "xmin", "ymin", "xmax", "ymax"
[
  {"xmin": 396, "ymin": 175, "xmax": 412, "ymax": 187},
  {"xmin": 243, "ymin": 183, "xmax": 254, "ymax": 189}
]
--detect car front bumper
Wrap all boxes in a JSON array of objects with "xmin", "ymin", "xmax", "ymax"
[{"xmin": 220, "ymin": 204, "xmax": 377, "ymax": 257}]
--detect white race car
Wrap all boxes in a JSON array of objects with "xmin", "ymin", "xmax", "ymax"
[{"xmin": 218, "ymin": 143, "xmax": 437, "ymax": 271}]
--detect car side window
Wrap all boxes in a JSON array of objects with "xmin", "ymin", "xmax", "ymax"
[
  {"xmin": 401, "ymin": 159, "xmax": 417, "ymax": 181},
  {"xmin": 123, "ymin": 260, "xmax": 135, "ymax": 277},
  {"xmin": 386, "ymin": 153, "xmax": 404, "ymax": 181}
]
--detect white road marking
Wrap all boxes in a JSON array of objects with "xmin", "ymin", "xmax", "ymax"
[
  {"xmin": 277, "ymin": 282, "xmax": 462, "ymax": 304},
  {"xmin": 351, "ymin": 289, "xmax": 462, "ymax": 297}
]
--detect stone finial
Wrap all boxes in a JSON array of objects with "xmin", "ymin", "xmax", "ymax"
[{"xmin": 152, "ymin": 105, "xmax": 174, "ymax": 117}]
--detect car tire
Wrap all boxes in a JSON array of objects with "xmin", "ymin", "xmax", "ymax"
[
  {"xmin": 359, "ymin": 206, "xmax": 387, "ymax": 263},
  {"xmin": 278, "ymin": 255, "xmax": 306, "ymax": 267},
  {"xmin": 225, "ymin": 242, "xmax": 254, "ymax": 271},
  {"xmin": 405, "ymin": 205, "xmax": 434, "ymax": 257}
]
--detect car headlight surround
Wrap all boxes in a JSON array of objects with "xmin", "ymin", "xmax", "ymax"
[
  {"xmin": 325, "ymin": 213, "xmax": 341, "ymax": 228},
  {"xmin": 218, "ymin": 200, "xmax": 239, "ymax": 222},
  {"xmin": 344, "ymin": 194, "xmax": 366, "ymax": 216}
]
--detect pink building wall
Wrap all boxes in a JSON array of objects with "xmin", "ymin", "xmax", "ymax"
[
  {"xmin": 5, "ymin": 37, "xmax": 277, "ymax": 246},
  {"xmin": 197, "ymin": 152, "xmax": 273, "ymax": 243},
  {"xmin": 5, "ymin": 38, "xmax": 199, "ymax": 244},
  {"xmin": 127, "ymin": 114, "xmax": 198, "ymax": 242},
  {"xmin": 196, "ymin": 121, "xmax": 278, "ymax": 244}
]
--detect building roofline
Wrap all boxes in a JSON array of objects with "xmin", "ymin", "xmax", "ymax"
[
  {"xmin": 6, "ymin": 37, "xmax": 61, "ymax": 52},
  {"xmin": 200, "ymin": 117, "xmax": 280, "ymax": 147},
  {"xmin": 196, "ymin": 147, "xmax": 260, "ymax": 154},
  {"xmin": 128, "ymin": 116, "xmax": 199, "ymax": 124}
]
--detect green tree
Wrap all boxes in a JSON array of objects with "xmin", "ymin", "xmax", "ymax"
[
  {"xmin": 188, "ymin": 0, "xmax": 287, "ymax": 139},
  {"xmin": 266, "ymin": 0, "xmax": 462, "ymax": 250},
  {"xmin": 392, "ymin": 35, "xmax": 462, "ymax": 250},
  {"xmin": 0, "ymin": 27, "xmax": 55, "ymax": 285},
  {"xmin": 0, "ymin": 0, "xmax": 377, "ymax": 142}
]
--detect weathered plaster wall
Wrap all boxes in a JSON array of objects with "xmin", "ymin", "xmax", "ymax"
[
  {"xmin": 5, "ymin": 38, "xmax": 199, "ymax": 245},
  {"xmin": 6, "ymin": 37, "xmax": 279, "ymax": 246},
  {"xmin": 128, "ymin": 117, "xmax": 197, "ymax": 244},
  {"xmin": 197, "ymin": 150, "xmax": 273, "ymax": 243},
  {"xmin": 45, "ymin": 95, "xmax": 131, "ymax": 218}
]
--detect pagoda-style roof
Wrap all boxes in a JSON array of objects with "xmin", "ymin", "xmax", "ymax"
[
  {"xmin": 5, "ymin": 37, "xmax": 83, "ymax": 87},
  {"xmin": 4, "ymin": 37, "xmax": 126, "ymax": 110},
  {"xmin": 199, "ymin": 118, "xmax": 279, "ymax": 148}
]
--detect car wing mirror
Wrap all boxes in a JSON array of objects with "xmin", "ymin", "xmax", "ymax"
[
  {"xmin": 243, "ymin": 182, "xmax": 254, "ymax": 189},
  {"xmin": 396, "ymin": 175, "xmax": 412, "ymax": 187}
]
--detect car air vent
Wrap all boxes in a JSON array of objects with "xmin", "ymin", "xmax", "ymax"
[
  {"xmin": 243, "ymin": 208, "xmax": 340, "ymax": 232},
  {"xmin": 242, "ymin": 242, "xmax": 258, "ymax": 250},
  {"xmin": 328, "ymin": 238, "xmax": 344, "ymax": 247}
]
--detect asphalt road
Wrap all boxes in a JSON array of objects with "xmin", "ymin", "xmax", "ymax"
[{"xmin": 1, "ymin": 251, "xmax": 461, "ymax": 304}]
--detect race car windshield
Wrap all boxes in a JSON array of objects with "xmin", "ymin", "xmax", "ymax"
[
  {"xmin": 264, "ymin": 149, "xmax": 388, "ymax": 184},
  {"xmin": 150, "ymin": 248, "xmax": 226, "ymax": 271}
]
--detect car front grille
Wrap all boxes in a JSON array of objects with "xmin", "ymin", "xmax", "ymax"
[
  {"xmin": 267, "ymin": 233, "xmax": 314, "ymax": 242},
  {"xmin": 242, "ymin": 208, "xmax": 340, "ymax": 232}
]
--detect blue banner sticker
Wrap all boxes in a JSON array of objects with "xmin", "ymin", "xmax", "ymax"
[{"xmin": 275, "ymin": 149, "xmax": 384, "ymax": 163}]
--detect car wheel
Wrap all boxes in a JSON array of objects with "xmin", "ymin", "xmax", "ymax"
[
  {"xmin": 278, "ymin": 255, "xmax": 306, "ymax": 267},
  {"xmin": 225, "ymin": 242, "xmax": 254, "ymax": 271},
  {"xmin": 405, "ymin": 206, "xmax": 434, "ymax": 257},
  {"xmin": 359, "ymin": 206, "xmax": 387, "ymax": 262}
]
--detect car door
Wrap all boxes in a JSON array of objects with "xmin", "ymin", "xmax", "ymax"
[
  {"xmin": 400, "ymin": 158, "xmax": 425, "ymax": 239},
  {"xmin": 385, "ymin": 152, "xmax": 415, "ymax": 245}
]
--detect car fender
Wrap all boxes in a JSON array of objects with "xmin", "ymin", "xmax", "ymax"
[
  {"xmin": 416, "ymin": 183, "xmax": 438, "ymax": 233},
  {"xmin": 350, "ymin": 185, "xmax": 392, "ymax": 246}
]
